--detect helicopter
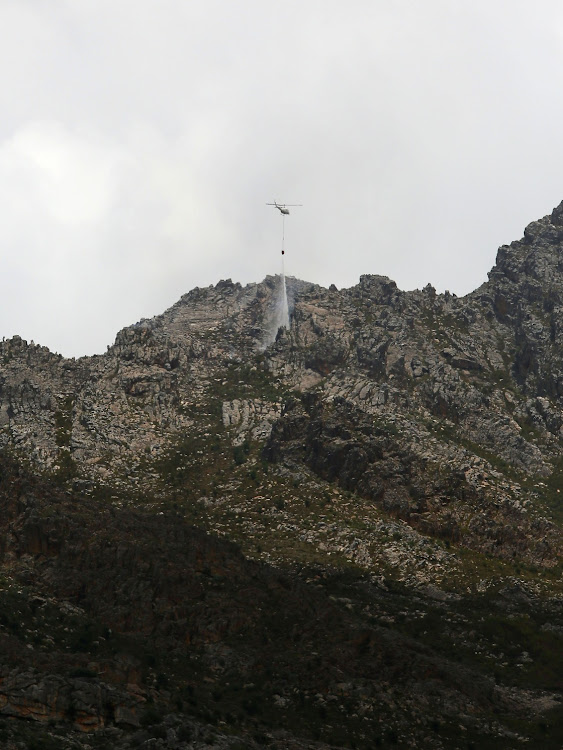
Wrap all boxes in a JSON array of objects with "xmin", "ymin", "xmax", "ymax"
[
  {"xmin": 266, "ymin": 201, "xmax": 302, "ymax": 215},
  {"xmin": 267, "ymin": 201, "xmax": 302, "ymax": 255}
]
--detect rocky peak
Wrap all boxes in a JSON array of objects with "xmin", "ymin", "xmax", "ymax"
[
  {"xmin": 1, "ymin": 202, "xmax": 563, "ymax": 749},
  {"xmin": 487, "ymin": 200, "xmax": 563, "ymax": 291}
]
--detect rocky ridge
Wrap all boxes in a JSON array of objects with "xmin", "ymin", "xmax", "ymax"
[{"xmin": 0, "ymin": 204, "xmax": 563, "ymax": 747}]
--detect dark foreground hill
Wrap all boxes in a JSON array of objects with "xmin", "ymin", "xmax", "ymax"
[
  {"xmin": 0, "ymin": 452, "xmax": 562, "ymax": 750},
  {"xmin": 1, "ymin": 202, "xmax": 563, "ymax": 747}
]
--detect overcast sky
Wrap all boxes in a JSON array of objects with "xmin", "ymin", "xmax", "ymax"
[{"xmin": 2, "ymin": 1, "xmax": 563, "ymax": 357}]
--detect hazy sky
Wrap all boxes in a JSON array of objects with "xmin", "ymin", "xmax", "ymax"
[{"xmin": 2, "ymin": 1, "xmax": 563, "ymax": 357}]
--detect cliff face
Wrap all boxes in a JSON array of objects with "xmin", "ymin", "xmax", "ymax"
[
  {"xmin": 2, "ymin": 208, "xmax": 563, "ymax": 563},
  {"xmin": 0, "ymin": 205, "xmax": 563, "ymax": 748}
]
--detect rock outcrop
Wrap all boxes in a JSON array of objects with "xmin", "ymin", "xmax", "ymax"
[
  {"xmin": 3, "ymin": 208, "xmax": 563, "ymax": 563},
  {"xmin": 1, "ymin": 203, "xmax": 563, "ymax": 747}
]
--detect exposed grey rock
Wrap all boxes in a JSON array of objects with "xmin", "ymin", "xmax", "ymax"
[
  {"xmin": 2, "ymin": 203, "xmax": 563, "ymax": 570},
  {"xmin": 222, "ymin": 398, "xmax": 281, "ymax": 445}
]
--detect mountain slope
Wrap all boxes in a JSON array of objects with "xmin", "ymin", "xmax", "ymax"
[{"xmin": 0, "ymin": 203, "xmax": 563, "ymax": 747}]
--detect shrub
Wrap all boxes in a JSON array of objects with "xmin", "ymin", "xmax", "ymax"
[
  {"xmin": 233, "ymin": 446, "xmax": 247, "ymax": 465},
  {"xmin": 140, "ymin": 706, "xmax": 163, "ymax": 727},
  {"xmin": 178, "ymin": 725, "xmax": 192, "ymax": 741}
]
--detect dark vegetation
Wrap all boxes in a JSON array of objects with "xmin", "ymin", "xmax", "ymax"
[
  {"xmin": 4, "ymin": 208, "xmax": 563, "ymax": 747},
  {"xmin": 0, "ymin": 450, "xmax": 562, "ymax": 749}
]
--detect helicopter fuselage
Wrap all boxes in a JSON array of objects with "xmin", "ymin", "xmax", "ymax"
[{"xmin": 267, "ymin": 201, "xmax": 301, "ymax": 215}]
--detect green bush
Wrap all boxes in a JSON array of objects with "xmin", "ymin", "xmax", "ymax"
[
  {"xmin": 178, "ymin": 725, "xmax": 192, "ymax": 741},
  {"xmin": 140, "ymin": 705, "xmax": 163, "ymax": 727},
  {"xmin": 69, "ymin": 667, "xmax": 97, "ymax": 679},
  {"xmin": 233, "ymin": 445, "xmax": 247, "ymax": 465}
]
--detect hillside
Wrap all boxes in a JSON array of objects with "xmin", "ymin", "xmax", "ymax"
[{"xmin": 0, "ymin": 203, "xmax": 563, "ymax": 748}]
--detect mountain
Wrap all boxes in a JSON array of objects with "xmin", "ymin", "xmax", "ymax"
[{"xmin": 0, "ymin": 203, "xmax": 562, "ymax": 748}]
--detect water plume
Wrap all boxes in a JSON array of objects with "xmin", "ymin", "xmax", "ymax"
[
  {"xmin": 278, "ymin": 259, "xmax": 290, "ymax": 331},
  {"xmin": 262, "ymin": 263, "xmax": 291, "ymax": 347}
]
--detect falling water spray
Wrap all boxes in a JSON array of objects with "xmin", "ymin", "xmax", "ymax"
[
  {"xmin": 279, "ymin": 223, "xmax": 290, "ymax": 330},
  {"xmin": 262, "ymin": 271, "xmax": 289, "ymax": 347},
  {"xmin": 265, "ymin": 248, "xmax": 290, "ymax": 343},
  {"xmin": 264, "ymin": 201, "xmax": 301, "ymax": 345}
]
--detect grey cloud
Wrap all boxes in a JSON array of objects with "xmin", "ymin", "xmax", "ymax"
[{"xmin": 2, "ymin": 1, "xmax": 563, "ymax": 355}]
